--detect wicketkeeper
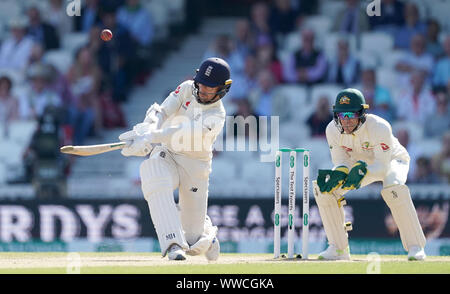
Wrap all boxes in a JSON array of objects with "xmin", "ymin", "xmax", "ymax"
[
  {"xmin": 118, "ymin": 58, "xmax": 232, "ymax": 260},
  {"xmin": 313, "ymin": 88, "xmax": 426, "ymax": 261}
]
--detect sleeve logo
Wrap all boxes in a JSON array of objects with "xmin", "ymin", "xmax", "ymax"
[
  {"xmin": 380, "ymin": 143, "xmax": 390, "ymax": 151},
  {"xmin": 174, "ymin": 85, "xmax": 181, "ymax": 95}
]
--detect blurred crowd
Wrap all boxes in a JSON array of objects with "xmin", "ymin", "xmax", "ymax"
[
  {"xmin": 1, "ymin": 0, "xmax": 449, "ymax": 194},
  {"xmin": 203, "ymin": 0, "xmax": 450, "ymax": 184},
  {"xmin": 0, "ymin": 0, "xmax": 162, "ymax": 190}
]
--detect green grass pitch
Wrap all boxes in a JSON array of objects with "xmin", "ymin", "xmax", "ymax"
[{"xmin": 0, "ymin": 252, "xmax": 449, "ymax": 274}]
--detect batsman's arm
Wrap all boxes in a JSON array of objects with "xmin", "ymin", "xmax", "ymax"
[{"xmin": 148, "ymin": 111, "xmax": 225, "ymax": 145}]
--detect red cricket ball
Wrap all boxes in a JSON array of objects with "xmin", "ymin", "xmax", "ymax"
[{"xmin": 101, "ymin": 29, "xmax": 113, "ymax": 41}]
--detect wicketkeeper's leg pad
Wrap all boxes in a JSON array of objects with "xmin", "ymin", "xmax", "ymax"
[
  {"xmin": 140, "ymin": 153, "xmax": 188, "ymax": 256},
  {"xmin": 313, "ymin": 180, "xmax": 349, "ymax": 251},
  {"xmin": 381, "ymin": 184, "xmax": 426, "ymax": 252}
]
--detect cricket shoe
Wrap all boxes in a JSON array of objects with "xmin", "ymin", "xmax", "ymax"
[
  {"xmin": 205, "ymin": 237, "xmax": 220, "ymax": 261},
  {"xmin": 318, "ymin": 245, "xmax": 351, "ymax": 260},
  {"xmin": 167, "ymin": 244, "xmax": 186, "ymax": 261},
  {"xmin": 408, "ymin": 246, "xmax": 426, "ymax": 261}
]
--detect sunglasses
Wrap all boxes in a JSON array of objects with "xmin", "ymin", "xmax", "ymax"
[{"xmin": 337, "ymin": 112, "xmax": 360, "ymax": 119}]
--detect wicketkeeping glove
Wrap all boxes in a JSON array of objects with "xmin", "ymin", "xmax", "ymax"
[
  {"xmin": 342, "ymin": 160, "xmax": 368, "ymax": 190},
  {"xmin": 317, "ymin": 166, "xmax": 349, "ymax": 194},
  {"xmin": 316, "ymin": 169, "xmax": 333, "ymax": 193}
]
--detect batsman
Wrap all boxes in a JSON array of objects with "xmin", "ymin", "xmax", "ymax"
[
  {"xmin": 313, "ymin": 88, "xmax": 426, "ymax": 261},
  {"xmin": 118, "ymin": 58, "xmax": 232, "ymax": 260}
]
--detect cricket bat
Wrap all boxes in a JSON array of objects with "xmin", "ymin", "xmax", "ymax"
[{"xmin": 60, "ymin": 142, "xmax": 127, "ymax": 156}]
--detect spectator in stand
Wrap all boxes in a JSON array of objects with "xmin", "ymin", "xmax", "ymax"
[
  {"xmin": 425, "ymin": 19, "xmax": 444, "ymax": 61},
  {"xmin": 432, "ymin": 35, "xmax": 450, "ymax": 89},
  {"xmin": 66, "ymin": 46, "xmax": 103, "ymax": 145},
  {"xmin": 359, "ymin": 67, "xmax": 396, "ymax": 122},
  {"xmin": 327, "ymin": 35, "xmax": 360, "ymax": 87},
  {"xmin": 0, "ymin": 18, "xmax": 34, "ymax": 74},
  {"xmin": 43, "ymin": 0, "xmax": 74, "ymax": 37},
  {"xmin": 306, "ymin": 96, "xmax": 333, "ymax": 138},
  {"xmin": 268, "ymin": 0, "xmax": 300, "ymax": 38},
  {"xmin": 394, "ymin": 2, "xmax": 426, "ymax": 50},
  {"xmin": 229, "ymin": 98, "xmax": 260, "ymax": 142},
  {"xmin": 228, "ymin": 54, "xmax": 259, "ymax": 100},
  {"xmin": 233, "ymin": 19, "xmax": 254, "ymax": 63},
  {"xmin": 255, "ymin": 42, "xmax": 283, "ymax": 83},
  {"xmin": 282, "ymin": 28, "xmax": 327, "ymax": 85},
  {"xmin": 423, "ymin": 88, "xmax": 450, "ymax": 138},
  {"xmin": 203, "ymin": 34, "xmax": 244, "ymax": 77},
  {"xmin": 410, "ymin": 156, "xmax": 442, "ymax": 184},
  {"xmin": 332, "ymin": 0, "xmax": 369, "ymax": 36},
  {"xmin": 117, "ymin": 0, "xmax": 153, "ymax": 47},
  {"xmin": 395, "ymin": 34, "xmax": 434, "ymax": 85},
  {"xmin": 0, "ymin": 76, "xmax": 19, "ymax": 137},
  {"xmin": 395, "ymin": 69, "xmax": 436, "ymax": 124},
  {"xmin": 18, "ymin": 63, "xmax": 62, "ymax": 120},
  {"xmin": 96, "ymin": 5, "xmax": 135, "ymax": 103},
  {"xmin": 26, "ymin": 4, "xmax": 60, "ymax": 50},
  {"xmin": 369, "ymin": 0, "xmax": 404, "ymax": 34},
  {"xmin": 432, "ymin": 131, "xmax": 450, "ymax": 183},
  {"xmin": 249, "ymin": 2, "xmax": 273, "ymax": 48},
  {"xmin": 74, "ymin": 0, "xmax": 102, "ymax": 32},
  {"xmin": 396, "ymin": 127, "xmax": 421, "ymax": 181},
  {"xmin": 27, "ymin": 43, "xmax": 45, "ymax": 67},
  {"xmin": 248, "ymin": 69, "xmax": 289, "ymax": 120}
]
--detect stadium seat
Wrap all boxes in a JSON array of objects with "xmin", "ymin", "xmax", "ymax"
[
  {"xmin": 0, "ymin": 1, "xmax": 21, "ymax": 24},
  {"xmin": 376, "ymin": 68, "xmax": 400, "ymax": 93},
  {"xmin": 0, "ymin": 139, "xmax": 23, "ymax": 166},
  {"xmin": 8, "ymin": 120, "xmax": 37, "ymax": 146},
  {"xmin": 43, "ymin": 50, "xmax": 73, "ymax": 74},
  {"xmin": 62, "ymin": 32, "xmax": 89, "ymax": 53},
  {"xmin": 310, "ymin": 83, "xmax": 342, "ymax": 108},
  {"xmin": 381, "ymin": 50, "xmax": 406, "ymax": 69},
  {"xmin": 144, "ymin": 1, "xmax": 170, "ymax": 40},
  {"xmin": 323, "ymin": 33, "xmax": 357, "ymax": 60},
  {"xmin": 319, "ymin": 0, "xmax": 346, "ymax": 20},
  {"xmin": 356, "ymin": 50, "xmax": 378, "ymax": 69},
  {"xmin": 303, "ymin": 16, "xmax": 332, "ymax": 47},
  {"xmin": 392, "ymin": 121, "xmax": 424, "ymax": 143},
  {"xmin": 414, "ymin": 138, "xmax": 442, "ymax": 157},
  {"xmin": 0, "ymin": 68, "xmax": 25, "ymax": 86},
  {"xmin": 361, "ymin": 32, "xmax": 394, "ymax": 59},
  {"xmin": 428, "ymin": 1, "xmax": 450, "ymax": 31},
  {"xmin": 282, "ymin": 30, "xmax": 302, "ymax": 53},
  {"xmin": 0, "ymin": 162, "xmax": 6, "ymax": 184},
  {"xmin": 276, "ymin": 85, "xmax": 309, "ymax": 122},
  {"xmin": 279, "ymin": 121, "xmax": 310, "ymax": 147}
]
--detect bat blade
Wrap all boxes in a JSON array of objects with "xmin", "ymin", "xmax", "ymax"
[{"xmin": 60, "ymin": 142, "xmax": 127, "ymax": 156}]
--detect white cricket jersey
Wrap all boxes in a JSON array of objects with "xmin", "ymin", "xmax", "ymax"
[
  {"xmin": 325, "ymin": 114, "xmax": 410, "ymax": 178},
  {"xmin": 148, "ymin": 80, "xmax": 226, "ymax": 161}
]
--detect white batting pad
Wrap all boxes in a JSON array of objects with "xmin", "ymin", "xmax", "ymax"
[
  {"xmin": 313, "ymin": 180, "xmax": 349, "ymax": 250},
  {"xmin": 381, "ymin": 184, "xmax": 426, "ymax": 251},
  {"xmin": 140, "ymin": 157, "xmax": 188, "ymax": 256}
]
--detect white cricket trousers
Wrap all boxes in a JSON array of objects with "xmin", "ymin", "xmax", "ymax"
[{"xmin": 139, "ymin": 145, "xmax": 211, "ymax": 255}]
